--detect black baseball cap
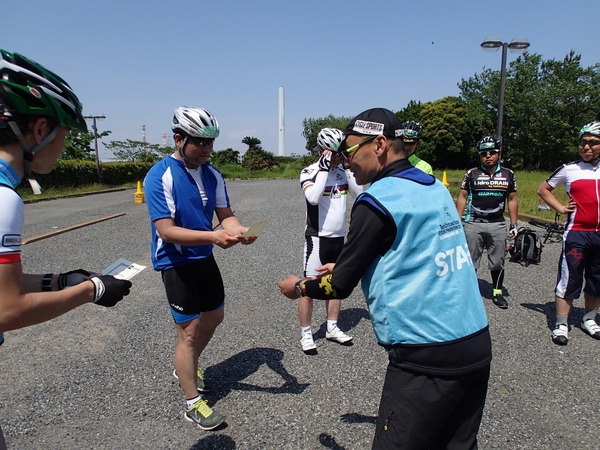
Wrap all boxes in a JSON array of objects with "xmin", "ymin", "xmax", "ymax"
[{"xmin": 344, "ymin": 108, "xmax": 404, "ymax": 138}]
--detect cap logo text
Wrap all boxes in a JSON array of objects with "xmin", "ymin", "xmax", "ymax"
[{"xmin": 353, "ymin": 120, "xmax": 384, "ymax": 135}]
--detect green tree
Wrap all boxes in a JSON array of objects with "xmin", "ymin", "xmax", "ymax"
[
  {"xmin": 104, "ymin": 139, "xmax": 165, "ymax": 163},
  {"xmin": 62, "ymin": 129, "xmax": 111, "ymax": 160},
  {"xmin": 419, "ymin": 97, "xmax": 471, "ymax": 169},
  {"xmin": 242, "ymin": 147, "xmax": 277, "ymax": 171},
  {"xmin": 396, "ymin": 100, "xmax": 423, "ymax": 124},
  {"xmin": 211, "ymin": 148, "xmax": 240, "ymax": 166},
  {"xmin": 460, "ymin": 51, "xmax": 600, "ymax": 170},
  {"xmin": 242, "ymin": 136, "xmax": 262, "ymax": 151},
  {"xmin": 301, "ymin": 114, "xmax": 353, "ymax": 151}
]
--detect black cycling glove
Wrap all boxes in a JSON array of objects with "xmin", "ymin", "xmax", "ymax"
[
  {"xmin": 317, "ymin": 153, "xmax": 331, "ymax": 171},
  {"xmin": 58, "ymin": 269, "xmax": 92, "ymax": 290},
  {"xmin": 509, "ymin": 222, "xmax": 519, "ymax": 239},
  {"xmin": 90, "ymin": 276, "xmax": 132, "ymax": 307}
]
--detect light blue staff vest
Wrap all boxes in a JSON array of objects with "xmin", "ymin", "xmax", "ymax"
[{"xmin": 359, "ymin": 168, "xmax": 488, "ymax": 346}]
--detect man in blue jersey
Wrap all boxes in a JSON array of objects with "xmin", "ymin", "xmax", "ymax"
[
  {"xmin": 279, "ymin": 108, "xmax": 491, "ymax": 449},
  {"xmin": 144, "ymin": 106, "xmax": 257, "ymax": 431}
]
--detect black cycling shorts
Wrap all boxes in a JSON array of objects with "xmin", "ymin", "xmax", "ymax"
[
  {"xmin": 303, "ymin": 236, "xmax": 345, "ymax": 277},
  {"xmin": 161, "ymin": 255, "xmax": 225, "ymax": 323}
]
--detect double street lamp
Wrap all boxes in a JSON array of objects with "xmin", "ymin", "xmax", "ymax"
[
  {"xmin": 83, "ymin": 114, "xmax": 106, "ymax": 182},
  {"xmin": 480, "ymin": 37, "xmax": 530, "ymax": 144}
]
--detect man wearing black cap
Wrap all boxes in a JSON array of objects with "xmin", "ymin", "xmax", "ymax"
[{"xmin": 279, "ymin": 108, "xmax": 491, "ymax": 449}]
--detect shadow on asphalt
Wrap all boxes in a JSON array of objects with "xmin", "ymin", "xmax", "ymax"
[
  {"xmin": 319, "ymin": 433, "xmax": 347, "ymax": 449},
  {"xmin": 521, "ymin": 301, "xmax": 587, "ymax": 330},
  {"xmin": 204, "ymin": 347, "xmax": 309, "ymax": 403},
  {"xmin": 313, "ymin": 307, "xmax": 371, "ymax": 341},
  {"xmin": 189, "ymin": 433, "xmax": 236, "ymax": 449}
]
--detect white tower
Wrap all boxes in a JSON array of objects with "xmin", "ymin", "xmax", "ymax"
[{"xmin": 278, "ymin": 86, "xmax": 285, "ymax": 156}]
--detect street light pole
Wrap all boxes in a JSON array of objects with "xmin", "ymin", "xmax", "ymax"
[
  {"xmin": 481, "ymin": 37, "xmax": 530, "ymax": 144},
  {"xmin": 83, "ymin": 114, "xmax": 106, "ymax": 182}
]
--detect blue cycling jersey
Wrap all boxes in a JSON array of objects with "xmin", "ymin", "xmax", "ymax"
[{"xmin": 144, "ymin": 156, "xmax": 230, "ymax": 271}]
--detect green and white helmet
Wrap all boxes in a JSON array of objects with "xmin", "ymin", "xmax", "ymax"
[
  {"xmin": 317, "ymin": 128, "xmax": 344, "ymax": 152},
  {"xmin": 477, "ymin": 136, "xmax": 501, "ymax": 151},
  {"xmin": 0, "ymin": 49, "xmax": 87, "ymax": 132},
  {"xmin": 400, "ymin": 121, "xmax": 423, "ymax": 141},
  {"xmin": 579, "ymin": 121, "xmax": 600, "ymax": 138},
  {"xmin": 172, "ymin": 106, "xmax": 219, "ymax": 138}
]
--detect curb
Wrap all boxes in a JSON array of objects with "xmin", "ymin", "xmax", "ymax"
[{"xmin": 23, "ymin": 187, "xmax": 132, "ymax": 204}]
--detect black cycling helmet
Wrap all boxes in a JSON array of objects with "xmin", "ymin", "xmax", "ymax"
[
  {"xmin": 476, "ymin": 136, "xmax": 501, "ymax": 151},
  {"xmin": 0, "ymin": 50, "xmax": 86, "ymax": 185},
  {"xmin": 400, "ymin": 121, "xmax": 423, "ymax": 142}
]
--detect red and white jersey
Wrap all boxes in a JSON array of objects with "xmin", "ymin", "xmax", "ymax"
[
  {"xmin": 546, "ymin": 159, "xmax": 600, "ymax": 232},
  {"xmin": 0, "ymin": 186, "xmax": 23, "ymax": 264}
]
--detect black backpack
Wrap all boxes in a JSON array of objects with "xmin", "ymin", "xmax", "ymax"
[{"xmin": 509, "ymin": 227, "xmax": 542, "ymax": 266}]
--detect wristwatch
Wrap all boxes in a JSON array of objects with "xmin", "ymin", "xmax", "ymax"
[{"xmin": 294, "ymin": 280, "xmax": 305, "ymax": 298}]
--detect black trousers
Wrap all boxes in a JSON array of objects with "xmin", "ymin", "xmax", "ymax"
[{"xmin": 372, "ymin": 363, "xmax": 490, "ymax": 450}]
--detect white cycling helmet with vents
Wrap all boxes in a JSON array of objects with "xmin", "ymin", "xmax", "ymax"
[
  {"xmin": 172, "ymin": 106, "xmax": 219, "ymax": 138},
  {"xmin": 316, "ymin": 128, "xmax": 344, "ymax": 152},
  {"xmin": 579, "ymin": 121, "xmax": 600, "ymax": 138}
]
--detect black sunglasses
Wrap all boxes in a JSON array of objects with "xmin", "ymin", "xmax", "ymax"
[
  {"xmin": 189, "ymin": 137, "xmax": 215, "ymax": 147},
  {"xmin": 478, "ymin": 149, "xmax": 500, "ymax": 157},
  {"xmin": 579, "ymin": 138, "xmax": 600, "ymax": 148}
]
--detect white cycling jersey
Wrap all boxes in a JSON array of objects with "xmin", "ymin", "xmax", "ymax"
[
  {"xmin": 300, "ymin": 162, "xmax": 362, "ymax": 237},
  {"xmin": 0, "ymin": 159, "xmax": 23, "ymax": 263}
]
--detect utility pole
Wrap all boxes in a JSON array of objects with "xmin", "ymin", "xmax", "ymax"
[{"xmin": 83, "ymin": 114, "xmax": 106, "ymax": 182}]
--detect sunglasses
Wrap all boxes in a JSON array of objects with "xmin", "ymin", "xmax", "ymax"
[
  {"xmin": 189, "ymin": 137, "xmax": 215, "ymax": 147},
  {"xmin": 340, "ymin": 135, "xmax": 377, "ymax": 159},
  {"xmin": 579, "ymin": 139, "xmax": 600, "ymax": 148},
  {"xmin": 478, "ymin": 149, "xmax": 500, "ymax": 157}
]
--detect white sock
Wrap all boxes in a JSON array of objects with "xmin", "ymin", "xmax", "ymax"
[
  {"xmin": 301, "ymin": 326, "xmax": 312, "ymax": 337},
  {"xmin": 186, "ymin": 394, "xmax": 202, "ymax": 409},
  {"xmin": 327, "ymin": 320, "xmax": 337, "ymax": 333}
]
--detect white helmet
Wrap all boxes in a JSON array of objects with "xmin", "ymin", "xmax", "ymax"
[
  {"xmin": 317, "ymin": 128, "xmax": 344, "ymax": 152},
  {"xmin": 172, "ymin": 106, "xmax": 219, "ymax": 138},
  {"xmin": 579, "ymin": 121, "xmax": 600, "ymax": 138}
]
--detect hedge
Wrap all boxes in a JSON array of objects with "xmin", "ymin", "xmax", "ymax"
[{"xmin": 34, "ymin": 160, "xmax": 154, "ymax": 188}]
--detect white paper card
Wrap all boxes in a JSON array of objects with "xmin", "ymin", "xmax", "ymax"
[
  {"xmin": 240, "ymin": 219, "xmax": 269, "ymax": 237},
  {"xmin": 102, "ymin": 258, "xmax": 146, "ymax": 280}
]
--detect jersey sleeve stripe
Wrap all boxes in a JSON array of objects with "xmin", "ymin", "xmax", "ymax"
[{"xmin": 0, "ymin": 252, "xmax": 21, "ymax": 264}]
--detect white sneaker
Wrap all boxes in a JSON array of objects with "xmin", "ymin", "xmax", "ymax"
[
  {"xmin": 300, "ymin": 333, "xmax": 317, "ymax": 354},
  {"xmin": 581, "ymin": 319, "xmax": 600, "ymax": 340},
  {"xmin": 326, "ymin": 326, "xmax": 353, "ymax": 344},
  {"xmin": 552, "ymin": 324, "xmax": 569, "ymax": 346}
]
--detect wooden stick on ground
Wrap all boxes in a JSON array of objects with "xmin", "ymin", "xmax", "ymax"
[{"xmin": 23, "ymin": 213, "xmax": 126, "ymax": 245}]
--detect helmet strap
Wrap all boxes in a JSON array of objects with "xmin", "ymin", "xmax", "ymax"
[
  {"xmin": 177, "ymin": 135, "xmax": 199, "ymax": 169},
  {"xmin": 7, "ymin": 120, "xmax": 59, "ymax": 195},
  {"xmin": 178, "ymin": 135, "xmax": 188, "ymax": 159}
]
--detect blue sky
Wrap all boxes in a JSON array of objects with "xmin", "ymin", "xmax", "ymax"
[{"xmin": 3, "ymin": 0, "xmax": 597, "ymax": 159}]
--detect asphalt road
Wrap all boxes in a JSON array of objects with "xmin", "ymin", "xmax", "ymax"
[{"xmin": 0, "ymin": 179, "xmax": 598, "ymax": 449}]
